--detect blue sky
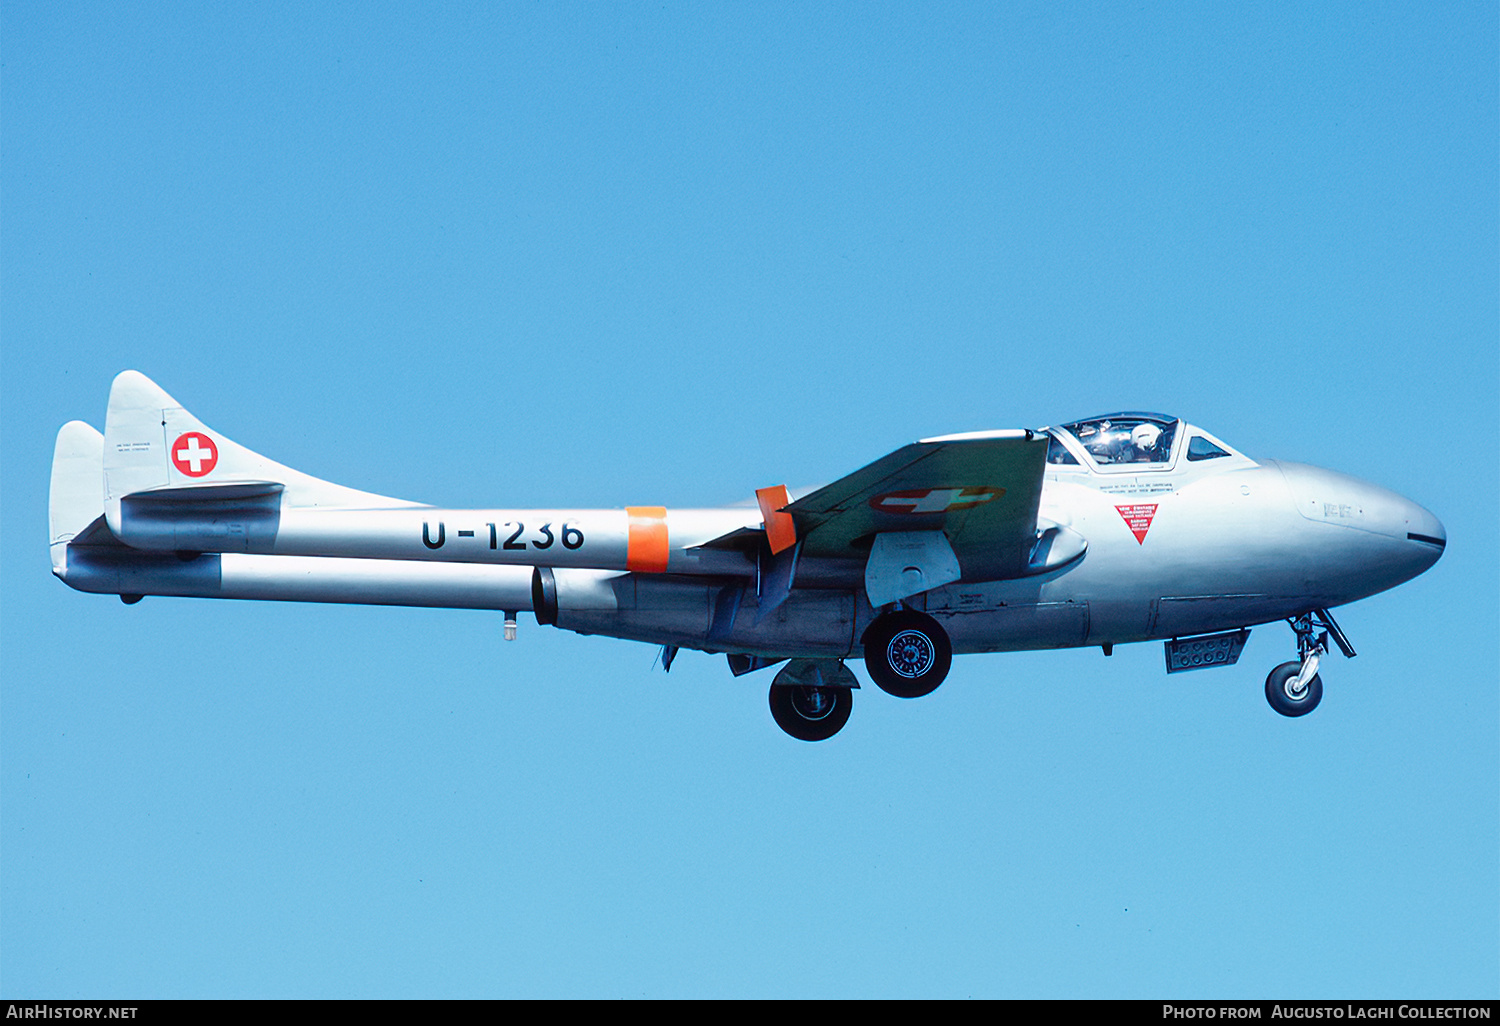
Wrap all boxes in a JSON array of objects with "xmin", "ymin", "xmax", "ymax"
[{"xmin": 3, "ymin": 2, "xmax": 1495, "ymax": 998}]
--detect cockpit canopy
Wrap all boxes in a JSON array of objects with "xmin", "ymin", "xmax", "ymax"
[
  {"xmin": 1065, "ymin": 413, "xmax": 1177, "ymax": 466},
  {"xmin": 1047, "ymin": 413, "xmax": 1239, "ymax": 470}
]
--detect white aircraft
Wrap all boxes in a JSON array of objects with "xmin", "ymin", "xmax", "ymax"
[{"xmin": 50, "ymin": 371, "xmax": 1445, "ymax": 740}]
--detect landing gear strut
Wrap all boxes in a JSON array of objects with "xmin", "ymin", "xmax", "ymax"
[
  {"xmin": 863, "ymin": 610, "xmax": 952, "ymax": 699},
  {"xmin": 1265, "ymin": 609, "xmax": 1355, "ymax": 718}
]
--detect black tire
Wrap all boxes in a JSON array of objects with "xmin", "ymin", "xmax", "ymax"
[
  {"xmin": 1265, "ymin": 661, "xmax": 1323, "ymax": 717},
  {"xmin": 769, "ymin": 683, "xmax": 853, "ymax": 742},
  {"xmin": 863, "ymin": 610, "xmax": 952, "ymax": 699}
]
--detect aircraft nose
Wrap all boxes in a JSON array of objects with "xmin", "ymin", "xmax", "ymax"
[
  {"xmin": 1271, "ymin": 460, "xmax": 1446, "ymax": 591},
  {"xmin": 1401, "ymin": 499, "xmax": 1446, "ymax": 571}
]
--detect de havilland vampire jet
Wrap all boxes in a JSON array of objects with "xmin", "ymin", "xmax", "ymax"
[{"xmin": 49, "ymin": 371, "xmax": 1446, "ymax": 740}]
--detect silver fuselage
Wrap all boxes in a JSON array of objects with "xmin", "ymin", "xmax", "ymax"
[
  {"xmin": 55, "ymin": 421, "xmax": 1445, "ymax": 664},
  {"xmin": 545, "ymin": 450, "xmax": 1446, "ymax": 658}
]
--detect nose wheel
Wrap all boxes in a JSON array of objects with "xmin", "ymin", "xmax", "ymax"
[
  {"xmin": 1265, "ymin": 609, "xmax": 1354, "ymax": 718},
  {"xmin": 1265, "ymin": 661, "xmax": 1323, "ymax": 717}
]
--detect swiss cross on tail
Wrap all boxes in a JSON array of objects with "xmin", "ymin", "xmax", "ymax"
[
  {"xmin": 1115, "ymin": 503, "xmax": 1158, "ymax": 544},
  {"xmin": 171, "ymin": 432, "xmax": 218, "ymax": 477}
]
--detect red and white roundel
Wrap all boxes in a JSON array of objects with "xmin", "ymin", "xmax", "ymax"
[
  {"xmin": 171, "ymin": 432, "xmax": 218, "ymax": 477},
  {"xmin": 869, "ymin": 486, "xmax": 1003, "ymax": 515}
]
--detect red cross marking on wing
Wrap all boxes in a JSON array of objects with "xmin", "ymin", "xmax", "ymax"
[{"xmin": 870, "ymin": 486, "xmax": 1002, "ymax": 515}]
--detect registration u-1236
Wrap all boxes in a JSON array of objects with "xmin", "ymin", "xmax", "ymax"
[{"xmin": 49, "ymin": 372, "xmax": 1445, "ymax": 740}]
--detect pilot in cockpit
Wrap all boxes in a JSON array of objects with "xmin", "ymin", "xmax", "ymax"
[
  {"xmin": 1129, "ymin": 422, "xmax": 1166, "ymax": 463},
  {"xmin": 1067, "ymin": 417, "xmax": 1174, "ymax": 465}
]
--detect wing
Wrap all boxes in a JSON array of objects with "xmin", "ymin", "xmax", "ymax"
[{"xmin": 785, "ymin": 429, "xmax": 1049, "ymax": 583}]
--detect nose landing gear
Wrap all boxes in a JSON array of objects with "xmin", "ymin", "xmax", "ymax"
[
  {"xmin": 1266, "ymin": 609, "xmax": 1356, "ymax": 718},
  {"xmin": 1265, "ymin": 660, "xmax": 1324, "ymax": 717}
]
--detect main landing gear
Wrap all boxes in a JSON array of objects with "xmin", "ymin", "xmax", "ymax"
[
  {"xmin": 1265, "ymin": 609, "xmax": 1356, "ymax": 718},
  {"xmin": 767, "ymin": 659, "xmax": 858, "ymax": 742},
  {"xmin": 862, "ymin": 609, "xmax": 952, "ymax": 699},
  {"xmin": 764, "ymin": 607, "xmax": 954, "ymax": 741},
  {"xmin": 769, "ymin": 681, "xmax": 852, "ymax": 742}
]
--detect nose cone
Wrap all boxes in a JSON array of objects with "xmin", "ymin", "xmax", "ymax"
[
  {"xmin": 1271, "ymin": 460, "xmax": 1446, "ymax": 599},
  {"xmin": 1402, "ymin": 499, "xmax": 1446, "ymax": 574}
]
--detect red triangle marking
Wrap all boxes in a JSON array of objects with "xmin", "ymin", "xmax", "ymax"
[{"xmin": 1115, "ymin": 503, "xmax": 1159, "ymax": 544}]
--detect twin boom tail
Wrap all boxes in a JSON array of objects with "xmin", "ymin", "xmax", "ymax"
[{"xmin": 52, "ymin": 372, "xmax": 764, "ymax": 612}]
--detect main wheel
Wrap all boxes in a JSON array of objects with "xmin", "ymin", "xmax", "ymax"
[
  {"xmin": 1265, "ymin": 661, "xmax": 1323, "ymax": 717},
  {"xmin": 863, "ymin": 610, "xmax": 952, "ymax": 699},
  {"xmin": 769, "ymin": 683, "xmax": 853, "ymax": 742}
]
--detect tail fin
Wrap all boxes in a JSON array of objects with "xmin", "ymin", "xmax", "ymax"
[
  {"xmin": 49, "ymin": 421, "xmax": 108, "ymax": 575},
  {"xmin": 102, "ymin": 371, "xmax": 415, "ymax": 538}
]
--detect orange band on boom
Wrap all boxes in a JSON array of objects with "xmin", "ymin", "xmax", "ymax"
[{"xmin": 625, "ymin": 506, "xmax": 670, "ymax": 573}]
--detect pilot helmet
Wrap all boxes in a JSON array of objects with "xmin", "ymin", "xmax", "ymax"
[{"xmin": 1131, "ymin": 423, "xmax": 1162, "ymax": 451}]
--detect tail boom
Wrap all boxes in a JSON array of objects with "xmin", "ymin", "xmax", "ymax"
[
  {"xmin": 111, "ymin": 504, "xmax": 758, "ymax": 575},
  {"xmin": 57, "ymin": 543, "xmax": 536, "ymax": 611}
]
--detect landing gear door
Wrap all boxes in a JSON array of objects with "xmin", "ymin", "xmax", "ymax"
[{"xmin": 864, "ymin": 530, "xmax": 961, "ymax": 608}]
